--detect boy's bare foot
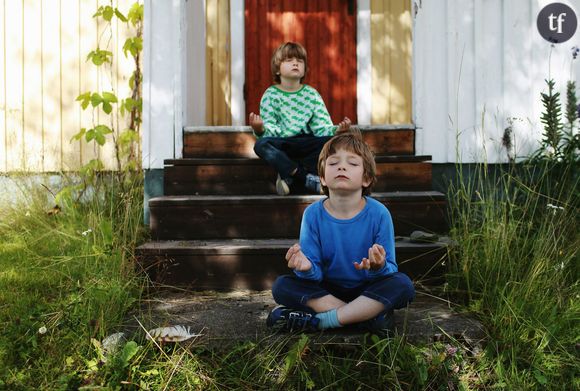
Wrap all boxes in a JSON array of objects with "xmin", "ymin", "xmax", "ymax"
[
  {"xmin": 336, "ymin": 117, "xmax": 352, "ymax": 134},
  {"xmin": 249, "ymin": 112, "xmax": 264, "ymax": 135}
]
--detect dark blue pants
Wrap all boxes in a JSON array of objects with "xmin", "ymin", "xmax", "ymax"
[
  {"xmin": 271, "ymin": 273, "xmax": 415, "ymax": 316},
  {"xmin": 253, "ymin": 134, "xmax": 332, "ymax": 180}
]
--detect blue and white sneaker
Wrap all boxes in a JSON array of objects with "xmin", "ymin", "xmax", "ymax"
[
  {"xmin": 304, "ymin": 174, "xmax": 322, "ymax": 194},
  {"xmin": 266, "ymin": 306, "xmax": 320, "ymax": 332}
]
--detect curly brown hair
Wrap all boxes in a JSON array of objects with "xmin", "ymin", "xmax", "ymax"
[
  {"xmin": 317, "ymin": 128, "xmax": 377, "ymax": 196},
  {"xmin": 270, "ymin": 42, "xmax": 308, "ymax": 84}
]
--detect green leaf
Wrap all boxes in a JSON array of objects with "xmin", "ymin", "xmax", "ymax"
[
  {"xmin": 87, "ymin": 49, "xmax": 112, "ymax": 66},
  {"xmin": 90, "ymin": 93, "xmax": 103, "ymax": 107},
  {"xmin": 76, "ymin": 92, "xmax": 91, "ymax": 110},
  {"xmin": 119, "ymin": 129, "xmax": 139, "ymax": 145},
  {"xmin": 114, "ymin": 8, "xmax": 128, "ymax": 22},
  {"xmin": 128, "ymin": 3, "xmax": 143, "ymax": 26},
  {"xmin": 120, "ymin": 341, "xmax": 139, "ymax": 368},
  {"xmin": 71, "ymin": 128, "xmax": 86, "ymax": 142},
  {"xmin": 123, "ymin": 37, "xmax": 142, "ymax": 58},
  {"xmin": 103, "ymin": 6, "xmax": 114, "ymax": 21},
  {"xmin": 95, "ymin": 125, "xmax": 112, "ymax": 135},
  {"xmin": 85, "ymin": 129, "xmax": 95, "ymax": 143},
  {"xmin": 102, "ymin": 101, "xmax": 112, "ymax": 114},
  {"xmin": 101, "ymin": 91, "xmax": 118, "ymax": 103},
  {"xmin": 95, "ymin": 132, "xmax": 106, "ymax": 146}
]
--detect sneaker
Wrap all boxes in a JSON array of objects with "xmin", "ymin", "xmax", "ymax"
[
  {"xmin": 359, "ymin": 310, "xmax": 395, "ymax": 338},
  {"xmin": 304, "ymin": 174, "xmax": 322, "ymax": 194},
  {"xmin": 276, "ymin": 174, "xmax": 291, "ymax": 196},
  {"xmin": 266, "ymin": 306, "xmax": 320, "ymax": 332}
]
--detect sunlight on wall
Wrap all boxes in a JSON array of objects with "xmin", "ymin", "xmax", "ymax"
[{"xmin": 0, "ymin": 0, "xmax": 136, "ymax": 173}]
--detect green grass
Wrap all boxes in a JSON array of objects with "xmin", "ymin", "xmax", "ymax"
[
  {"xmin": 446, "ymin": 161, "xmax": 579, "ymax": 389},
  {"xmin": 0, "ymin": 174, "xmax": 146, "ymax": 389},
  {"xmin": 0, "ymin": 162, "xmax": 578, "ymax": 390}
]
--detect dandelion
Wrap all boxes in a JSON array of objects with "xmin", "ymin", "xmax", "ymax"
[
  {"xmin": 38, "ymin": 326, "xmax": 47, "ymax": 335},
  {"xmin": 81, "ymin": 228, "xmax": 93, "ymax": 236}
]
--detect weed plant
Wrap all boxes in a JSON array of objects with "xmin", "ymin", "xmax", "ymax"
[
  {"xmin": 446, "ymin": 161, "xmax": 579, "ymax": 389},
  {"xmin": 0, "ymin": 173, "xmax": 146, "ymax": 389}
]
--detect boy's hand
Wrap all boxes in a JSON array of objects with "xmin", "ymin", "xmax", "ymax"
[
  {"xmin": 285, "ymin": 244, "xmax": 312, "ymax": 272},
  {"xmin": 353, "ymin": 244, "xmax": 386, "ymax": 271},
  {"xmin": 249, "ymin": 112, "xmax": 264, "ymax": 135},
  {"xmin": 335, "ymin": 117, "xmax": 351, "ymax": 134}
]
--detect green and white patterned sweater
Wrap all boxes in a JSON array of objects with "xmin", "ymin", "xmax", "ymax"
[{"xmin": 256, "ymin": 85, "xmax": 337, "ymax": 138}]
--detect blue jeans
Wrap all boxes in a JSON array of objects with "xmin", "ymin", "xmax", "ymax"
[
  {"xmin": 253, "ymin": 134, "xmax": 332, "ymax": 180},
  {"xmin": 271, "ymin": 273, "xmax": 415, "ymax": 315}
]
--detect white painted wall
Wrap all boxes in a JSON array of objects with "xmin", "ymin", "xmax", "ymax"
[
  {"xmin": 142, "ymin": 0, "xmax": 185, "ymax": 170},
  {"xmin": 414, "ymin": 0, "xmax": 580, "ymax": 163}
]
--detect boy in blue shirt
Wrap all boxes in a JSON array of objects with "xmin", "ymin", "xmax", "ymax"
[
  {"xmin": 250, "ymin": 42, "xmax": 351, "ymax": 195},
  {"xmin": 266, "ymin": 129, "xmax": 415, "ymax": 336}
]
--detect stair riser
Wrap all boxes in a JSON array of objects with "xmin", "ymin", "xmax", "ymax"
[
  {"xmin": 164, "ymin": 162, "xmax": 432, "ymax": 195},
  {"xmin": 137, "ymin": 248, "xmax": 447, "ymax": 290},
  {"xmin": 149, "ymin": 200, "xmax": 448, "ymax": 239},
  {"xmin": 184, "ymin": 129, "xmax": 415, "ymax": 158}
]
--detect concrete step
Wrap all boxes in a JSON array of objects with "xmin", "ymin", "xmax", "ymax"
[
  {"xmin": 148, "ymin": 191, "xmax": 448, "ymax": 240},
  {"xmin": 183, "ymin": 125, "xmax": 417, "ymax": 158},
  {"xmin": 164, "ymin": 155, "xmax": 433, "ymax": 195},
  {"xmin": 136, "ymin": 237, "xmax": 450, "ymax": 290}
]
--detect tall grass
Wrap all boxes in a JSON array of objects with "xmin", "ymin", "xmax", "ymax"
[
  {"xmin": 446, "ymin": 162, "xmax": 579, "ymax": 389},
  {"xmin": 0, "ymin": 173, "xmax": 146, "ymax": 389}
]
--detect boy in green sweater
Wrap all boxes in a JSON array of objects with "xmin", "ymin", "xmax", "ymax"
[{"xmin": 250, "ymin": 42, "xmax": 351, "ymax": 195}]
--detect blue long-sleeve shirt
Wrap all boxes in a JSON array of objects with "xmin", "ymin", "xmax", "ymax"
[{"xmin": 295, "ymin": 197, "xmax": 398, "ymax": 288}]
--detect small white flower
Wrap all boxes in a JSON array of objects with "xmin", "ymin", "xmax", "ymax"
[
  {"xmin": 38, "ymin": 326, "xmax": 47, "ymax": 335},
  {"xmin": 25, "ymin": 211, "xmax": 31, "ymax": 217},
  {"xmin": 546, "ymin": 203, "xmax": 565, "ymax": 215},
  {"xmin": 545, "ymin": 146, "xmax": 555, "ymax": 156},
  {"xmin": 82, "ymin": 228, "xmax": 93, "ymax": 236}
]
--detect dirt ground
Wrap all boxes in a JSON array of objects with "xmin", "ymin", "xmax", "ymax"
[{"xmin": 125, "ymin": 289, "xmax": 485, "ymax": 349}]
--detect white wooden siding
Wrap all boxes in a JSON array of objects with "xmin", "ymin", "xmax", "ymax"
[
  {"xmin": 0, "ymin": 0, "xmax": 139, "ymax": 172},
  {"xmin": 414, "ymin": 0, "xmax": 580, "ymax": 163}
]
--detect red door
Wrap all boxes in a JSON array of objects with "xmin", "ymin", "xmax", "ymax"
[{"xmin": 245, "ymin": 0, "xmax": 357, "ymax": 125}]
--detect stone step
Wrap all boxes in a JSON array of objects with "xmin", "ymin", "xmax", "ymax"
[
  {"xmin": 164, "ymin": 155, "xmax": 433, "ymax": 195},
  {"xmin": 183, "ymin": 125, "xmax": 416, "ymax": 158},
  {"xmin": 148, "ymin": 192, "xmax": 448, "ymax": 240},
  {"xmin": 136, "ymin": 238, "xmax": 449, "ymax": 290}
]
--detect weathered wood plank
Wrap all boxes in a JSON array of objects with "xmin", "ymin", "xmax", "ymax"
[
  {"xmin": 5, "ymin": 0, "xmax": 24, "ymax": 171},
  {"xmin": 183, "ymin": 127, "xmax": 416, "ymax": 158},
  {"xmin": 149, "ymin": 192, "xmax": 448, "ymax": 239},
  {"xmin": 136, "ymin": 238, "xmax": 448, "ymax": 290},
  {"xmin": 163, "ymin": 157, "xmax": 432, "ymax": 195}
]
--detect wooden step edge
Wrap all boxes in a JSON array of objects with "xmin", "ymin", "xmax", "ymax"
[
  {"xmin": 183, "ymin": 124, "xmax": 416, "ymax": 133},
  {"xmin": 148, "ymin": 191, "xmax": 447, "ymax": 206},
  {"xmin": 136, "ymin": 237, "xmax": 453, "ymax": 255},
  {"xmin": 164, "ymin": 155, "xmax": 433, "ymax": 166}
]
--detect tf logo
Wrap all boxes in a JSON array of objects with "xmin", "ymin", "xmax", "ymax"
[{"xmin": 537, "ymin": 2, "xmax": 578, "ymax": 43}]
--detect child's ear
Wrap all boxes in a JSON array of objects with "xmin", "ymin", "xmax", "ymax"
[
  {"xmin": 320, "ymin": 174, "xmax": 327, "ymax": 187},
  {"xmin": 362, "ymin": 175, "xmax": 371, "ymax": 188}
]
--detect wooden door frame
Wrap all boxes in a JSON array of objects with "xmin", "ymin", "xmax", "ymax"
[{"xmin": 230, "ymin": 0, "xmax": 372, "ymax": 126}]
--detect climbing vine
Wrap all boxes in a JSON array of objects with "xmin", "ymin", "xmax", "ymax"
[{"xmin": 67, "ymin": 1, "xmax": 143, "ymax": 200}]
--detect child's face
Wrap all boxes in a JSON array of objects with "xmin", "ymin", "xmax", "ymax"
[
  {"xmin": 321, "ymin": 148, "xmax": 370, "ymax": 194},
  {"xmin": 279, "ymin": 57, "xmax": 305, "ymax": 80}
]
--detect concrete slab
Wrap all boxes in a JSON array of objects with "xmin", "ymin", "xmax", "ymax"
[{"xmin": 130, "ymin": 290, "xmax": 486, "ymax": 348}]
